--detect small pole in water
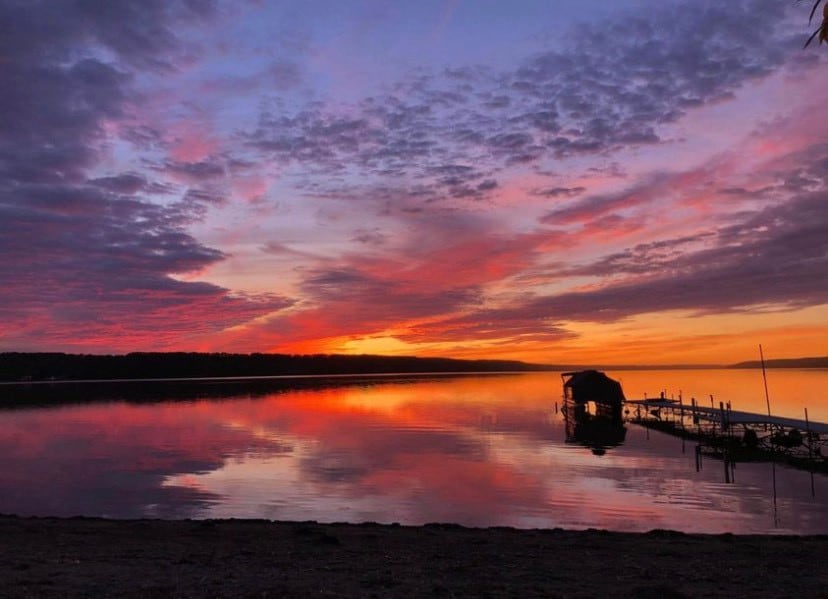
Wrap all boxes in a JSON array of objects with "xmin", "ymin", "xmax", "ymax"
[
  {"xmin": 691, "ymin": 397, "xmax": 699, "ymax": 432},
  {"xmin": 710, "ymin": 394, "xmax": 715, "ymax": 435},
  {"xmin": 761, "ymin": 345, "xmax": 779, "ymax": 526},
  {"xmin": 771, "ymin": 459, "xmax": 779, "ymax": 528},
  {"xmin": 760, "ymin": 344, "xmax": 772, "ymax": 421},
  {"xmin": 710, "ymin": 395, "xmax": 716, "ymax": 435},
  {"xmin": 720, "ymin": 401, "xmax": 730, "ymax": 482},
  {"xmin": 805, "ymin": 408, "xmax": 815, "ymax": 498},
  {"xmin": 724, "ymin": 451, "xmax": 731, "ymax": 483}
]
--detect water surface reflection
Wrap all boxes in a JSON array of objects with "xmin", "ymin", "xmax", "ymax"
[{"xmin": 0, "ymin": 372, "xmax": 825, "ymax": 532}]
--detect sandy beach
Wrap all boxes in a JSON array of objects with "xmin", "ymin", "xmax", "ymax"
[{"xmin": 1, "ymin": 516, "xmax": 825, "ymax": 598}]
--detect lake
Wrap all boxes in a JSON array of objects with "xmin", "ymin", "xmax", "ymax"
[{"xmin": 1, "ymin": 370, "xmax": 825, "ymax": 533}]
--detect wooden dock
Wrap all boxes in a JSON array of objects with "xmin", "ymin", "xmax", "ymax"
[
  {"xmin": 626, "ymin": 398, "xmax": 828, "ymax": 435},
  {"xmin": 555, "ymin": 370, "xmax": 826, "ymax": 475},
  {"xmin": 624, "ymin": 398, "xmax": 827, "ymax": 473}
]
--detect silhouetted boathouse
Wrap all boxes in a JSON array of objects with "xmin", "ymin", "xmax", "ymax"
[{"xmin": 561, "ymin": 370, "xmax": 625, "ymax": 422}]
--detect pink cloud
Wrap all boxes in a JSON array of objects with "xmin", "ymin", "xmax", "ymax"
[{"xmin": 171, "ymin": 130, "xmax": 218, "ymax": 163}]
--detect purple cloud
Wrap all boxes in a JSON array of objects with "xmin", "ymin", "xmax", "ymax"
[
  {"xmin": 244, "ymin": 0, "xmax": 810, "ymax": 209},
  {"xmin": 0, "ymin": 0, "xmax": 290, "ymax": 351}
]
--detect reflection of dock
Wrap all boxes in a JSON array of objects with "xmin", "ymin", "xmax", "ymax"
[{"xmin": 625, "ymin": 398, "xmax": 828, "ymax": 473}]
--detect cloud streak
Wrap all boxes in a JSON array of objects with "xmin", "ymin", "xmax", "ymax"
[{"xmin": 0, "ymin": 0, "xmax": 825, "ymax": 361}]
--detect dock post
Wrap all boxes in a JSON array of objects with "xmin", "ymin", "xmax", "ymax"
[
  {"xmin": 760, "ymin": 344, "xmax": 772, "ymax": 428},
  {"xmin": 691, "ymin": 397, "xmax": 699, "ymax": 433},
  {"xmin": 724, "ymin": 452, "xmax": 731, "ymax": 483},
  {"xmin": 718, "ymin": 401, "xmax": 730, "ymax": 482},
  {"xmin": 719, "ymin": 401, "xmax": 728, "ymax": 432},
  {"xmin": 805, "ymin": 408, "xmax": 812, "ymax": 458},
  {"xmin": 710, "ymin": 397, "xmax": 717, "ymax": 436},
  {"xmin": 709, "ymin": 395, "xmax": 716, "ymax": 436},
  {"xmin": 805, "ymin": 408, "xmax": 815, "ymax": 498}
]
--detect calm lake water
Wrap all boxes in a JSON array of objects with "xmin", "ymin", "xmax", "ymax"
[{"xmin": 1, "ymin": 370, "xmax": 826, "ymax": 533}]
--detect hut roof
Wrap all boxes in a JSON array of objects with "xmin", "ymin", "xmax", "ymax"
[{"xmin": 562, "ymin": 370, "xmax": 626, "ymax": 405}]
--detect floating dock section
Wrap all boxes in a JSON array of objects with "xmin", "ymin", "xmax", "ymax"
[{"xmin": 625, "ymin": 396, "xmax": 827, "ymax": 473}]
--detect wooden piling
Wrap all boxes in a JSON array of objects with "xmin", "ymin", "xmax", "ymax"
[
  {"xmin": 760, "ymin": 344, "xmax": 772, "ymax": 431},
  {"xmin": 724, "ymin": 452, "xmax": 731, "ymax": 483},
  {"xmin": 805, "ymin": 407, "xmax": 815, "ymax": 498}
]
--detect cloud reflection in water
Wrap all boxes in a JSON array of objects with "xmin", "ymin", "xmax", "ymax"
[{"xmin": 0, "ymin": 372, "xmax": 824, "ymax": 533}]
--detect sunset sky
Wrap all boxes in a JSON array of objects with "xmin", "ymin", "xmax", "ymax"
[{"xmin": 1, "ymin": 0, "xmax": 826, "ymax": 365}]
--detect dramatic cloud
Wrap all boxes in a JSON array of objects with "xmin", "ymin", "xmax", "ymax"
[
  {"xmin": 0, "ymin": 0, "xmax": 289, "ymax": 351},
  {"xmin": 524, "ymin": 155, "xmax": 828, "ymax": 322},
  {"xmin": 1, "ymin": 0, "xmax": 825, "ymax": 361},
  {"xmin": 246, "ymin": 0, "xmax": 805, "ymax": 205}
]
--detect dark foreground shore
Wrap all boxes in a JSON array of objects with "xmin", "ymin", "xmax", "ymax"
[{"xmin": 1, "ymin": 516, "xmax": 825, "ymax": 598}]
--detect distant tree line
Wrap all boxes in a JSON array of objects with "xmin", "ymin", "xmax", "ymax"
[
  {"xmin": 3, "ymin": 352, "xmax": 822, "ymax": 383},
  {"xmin": 728, "ymin": 356, "xmax": 828, "ymax": 369},
  {"xmin": 0, "ymin": 352, "xmax": 551, "ymax": 382}
]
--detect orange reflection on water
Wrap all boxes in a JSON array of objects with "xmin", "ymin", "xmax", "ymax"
[{"xmin": 0, "ymin": 372, "xmax": 825, "ymax": 532}]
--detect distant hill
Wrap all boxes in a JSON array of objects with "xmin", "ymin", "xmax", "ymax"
[
  {"xmin": 0, "ymin": 352, "xmax": 555, "ymax": 382},
  {"xmin": 729, "ymin": 356, "xmax": 828, "ymax": 369}
]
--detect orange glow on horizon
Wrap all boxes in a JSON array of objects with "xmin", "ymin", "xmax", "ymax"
[{"xmin": 266, "ymin": 304, "xmax": 828, "ymax": 367}]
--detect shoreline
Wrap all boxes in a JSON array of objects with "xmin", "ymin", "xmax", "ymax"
[{"xmin": 1, "ymin": 516, "xmax": 825, "ymax": 598}]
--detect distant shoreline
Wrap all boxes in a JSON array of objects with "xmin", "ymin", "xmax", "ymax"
[
  {"xmin": 1, "ymin": 351, "xmax": 826, "ymax": 383},
  {"xmin": 0, "ymin": 370, "xmax": 520, "ymax": 386},
  {"xmin": 728, "ymin": 357, "xmax": 828, "ymax": 369},
  {"xmin": 1, "ymin": 515, "xmax": 825, "ymax": 598}
]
